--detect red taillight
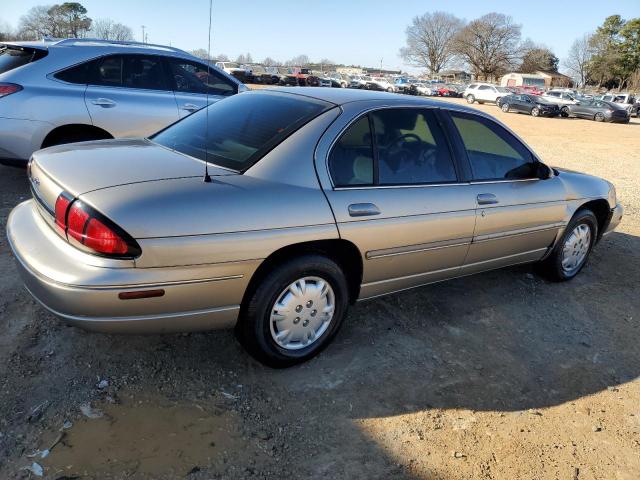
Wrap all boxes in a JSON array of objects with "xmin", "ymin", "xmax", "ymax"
[
  {"xmin": 53, "ymin": 192, "xmax": 139, "ymax": 257},
  {"xmin": 54, "ymin": 193, "xmax": 72, "ymax": 230},
  {"xmin": 0, "ymin": 83, "xmax": 22, "ymax": 98},
  {"xmin": 84, "ymin": 217, "xmax": 128, "ymax": 254}
]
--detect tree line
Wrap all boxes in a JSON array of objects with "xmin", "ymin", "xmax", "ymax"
[
  {"xmin": 400, "ymin": 11, "xmax": 640, "ymax": 90},
  {"xmin": 0, "ymin": 2, "xmax": 134, "ymax": 42}
]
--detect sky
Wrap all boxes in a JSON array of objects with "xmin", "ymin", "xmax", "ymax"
[{"xmin": 2, "ymin": 0, "xmax": 639, "ymax": 73}]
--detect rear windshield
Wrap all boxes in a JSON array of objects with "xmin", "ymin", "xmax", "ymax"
[
  {"xmin": 151, "ymin": 91, "xmax": 332, "ymax": 171},
  {"xmin": 0, "ymin": 46, "xmax": 47, "ymax": 74}
]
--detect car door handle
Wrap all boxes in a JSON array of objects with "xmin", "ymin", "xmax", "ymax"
[
  {"xmin": 91, "ymin": 98, "xmax": 116, "ymax": 108},
  {"xmin": 348, "ymin": 203, "xmax": 381, "ymax": 217},
  {"xmin": 181, "ymin": 103, "xmax": 201, "ymax": 112},
  {"xmin": 477, "ymin": 193, "xmax": 499, "ymax": 205}
]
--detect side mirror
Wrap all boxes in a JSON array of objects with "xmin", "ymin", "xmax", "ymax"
[{"xmin": 536, "ymin": 162, "xmax": 553, "ymax": 180}]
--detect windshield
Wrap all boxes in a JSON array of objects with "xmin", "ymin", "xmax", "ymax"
[
  {"xmin": 0, "ymin": 46, "xmax": 47, "ymax": 74},
  {"xmin": 151, "ymin": 92, "xmax": 332, "ymax": 171}
]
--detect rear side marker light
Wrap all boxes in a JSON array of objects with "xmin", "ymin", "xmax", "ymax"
[
  {"xmin": 118, "ymin": 289, "xmax": 165, "ymax": 300},
  {"xmin": 53, "ymin": 192, "xmax": 141, "ymax": 258},
  {"xmin": 0, "ymin": 83, "xmax": 23, "ymax": 98}
]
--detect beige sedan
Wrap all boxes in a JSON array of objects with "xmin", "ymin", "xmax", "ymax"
[{"xmin": 7, "ymin": 88, "xmax": 623, "ymax": 367}]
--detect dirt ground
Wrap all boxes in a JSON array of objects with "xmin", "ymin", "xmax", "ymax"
[{"xmin": 0, "ymin": 94, "xmax": 639, "ymax": 480}]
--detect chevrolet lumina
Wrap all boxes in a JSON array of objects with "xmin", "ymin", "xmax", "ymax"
[{"xmin": 7, "ymin": 88, "xmax": 623, "ymax": 367}]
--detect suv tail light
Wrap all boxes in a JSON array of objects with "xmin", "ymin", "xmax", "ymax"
[
  {"xmin": 54, "ymin": 192, "xmax": 141, "ymax": 258},
  {"xmin": 0, "ymin": 83, "xmax": 23, "ymax": 98}
]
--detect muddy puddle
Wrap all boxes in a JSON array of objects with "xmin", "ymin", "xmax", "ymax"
[{"xmin": 40, "ymin": 395, "xmax": 249, "ymax": 478}]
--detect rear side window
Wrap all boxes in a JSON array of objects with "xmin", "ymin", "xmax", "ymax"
[
  {"xmin": 152, "ymin": 91, "xmax": 331, "ymax": 171},
  {"xmin": 478, "ymin": 85, "xmax": 491, "ymax": 90},
  {"xmin": 0, "ymin": 46, "xmax": 47, "ymax": 74},
  {"xmin": 450, "ymin": 111, "xmax": 536, "ymax": 181},
  {"xmin": 54, "ymin": 60, "xmax": 95, "ymax": 84},
  {"xmin": 329, "ymin": 116, "xmax": 374, "ymax": 187},
  {"xmin": 167, "ymin": 59, "xmax": 235, "ymax": 96},
  {"xmin": 370, "ymin": 109, "xmax": 456, "ymax": 185},
  {"xmin": 122, "ymin": 55, "xmax": 168, "ymax": 90},
  {"xmin": 94, "ymin": 56, "xmax": 122, "ymax": 86}
]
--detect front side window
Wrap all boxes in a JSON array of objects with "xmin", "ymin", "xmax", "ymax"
[
  {"xmin": 152, "ymin": 91, "xmax": 331, "ymax": 171},
  {"xmin": 168, "ymin": 59, "xmax": 235, "ymax": 96},
  {"xmin": 450, "ymin": 112, "xmax": 536, "ymax": 181},
  {"xmin": 370, "ymin": 109, "xmax": 456, "ymax": 185}
]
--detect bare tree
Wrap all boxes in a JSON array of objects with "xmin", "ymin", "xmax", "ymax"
[
  {"xmin": 399, "ymin": 11, "xmax": 464, "ymax": 74},
  {"xmin": 287, "ymin": 54, "xmax": 310, "ymax": 66},
  {"xmin": 91, "ymin": 18, "xmax": 134, "ymax": 41},
  {"xmin": 563, "ymin": 34, "xmax": 594, "ymax": 87},
  {"xmin": 17, "ymin": 6, "xmax": 53, "ymax": 40},
  {"xmin": 0, "ymin": 19, "xmax": 14, "ymax": 41},
  {"xmin": 262, "ymin": 57, "xmax": 281, "ymax": 66},
  {"xmin": 453, "ymin": 13, "xmax": 522, "ymax": 81}
]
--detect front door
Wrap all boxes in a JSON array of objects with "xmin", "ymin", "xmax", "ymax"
[
  {"xmin": 165, "ymin": 58, "xmax": 237, "ymax": 118},
  {"xmin": 319, "ymin": 106, "xmax": 477, "ymax": 299},
  {"xmin": 85, "ymin": 54, "xmax": 179, "ymax": 137},
  {"xmin": 445, "ymin": 111, "xmax": 566, "ymax": 275}
]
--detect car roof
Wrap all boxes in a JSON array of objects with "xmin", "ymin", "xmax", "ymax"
[
  {"xmin": 258, "ymin": 87, "xmax": 481, "ymax": 113},
  {"xmin": 2, "ymin": 38, "xmax": 191, "ymax": 57}
]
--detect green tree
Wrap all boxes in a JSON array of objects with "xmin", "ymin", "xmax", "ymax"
[
  {"xmin": 519, "ymin": 47, "xmax": 559, "ymax": 73},
  {"xmin": 48, "ymin": 2, "xmax": 92, "ymax": 38}
]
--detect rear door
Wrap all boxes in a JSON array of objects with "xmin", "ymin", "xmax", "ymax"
[
  {"xmin": 444, "ymin": 110, "xmax": 567, "ymax": 275},
  {"xmin": 85, "ymin": 54, "xmax": 180, "ymax": 137},
  {"xmin": 165, "ymin": 58, "xmax": 237, "ymax": 118},
  {"xmin": 317, "ymin": 105, "xmax": 477, "ymax": 299}
]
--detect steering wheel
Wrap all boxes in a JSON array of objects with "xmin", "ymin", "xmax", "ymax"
[{"xmin": 383, "ymin": 133, "xmax": 422, "ymax": 150}]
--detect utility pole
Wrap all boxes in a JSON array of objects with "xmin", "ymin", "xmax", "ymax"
[
  {"xmin": 380, "ymin": 57, "xmax": 383, "ymax": 75},
  {"xmin": 141, "ymin": 25, "xmax": 146, "ymax": 43}
]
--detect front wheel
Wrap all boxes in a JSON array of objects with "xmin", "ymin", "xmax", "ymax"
[
  {"xmin": 561, "ymin": 106, "xmax": 570, "ymax": 118},
  {"xmin": 466, "ymin": 94, "xmax": 475, "ymax": 104},
  {"xmin": 501, "ymin": 103, "xmax": 510, "ymax": 113},
  {"xmin": 237, "ymin": 255, "xmax": 349, "ymax": 367},
  {"xmin": 531, "ymin": 107, "xmax": 540, "ymax": 117},
  {"xmin": 538, "ymin": 209, "xmax": 597, "ymax": 281}
]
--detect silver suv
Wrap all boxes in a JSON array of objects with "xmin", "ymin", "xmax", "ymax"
[{"xmin": 0, "ymin": 38, "xmax": 246, "ymax": 167}]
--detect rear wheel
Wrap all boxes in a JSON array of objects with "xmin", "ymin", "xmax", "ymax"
[
  {"xmin": 42, "ymin": 127, "xmax": 112, "ymax": 149},
  {"xmin": 237, "ymin": 255, "xmax": 349, "ymax": 367},
  {"xmin": 539, "ymin": 209, "xmax": 597, "ymax": 281},
  {"xmin": 466, "ymin": 94, "xmax": 475, "ymax": 104},
  {"xmin": 501, "ymin": 103, "xmax": 510, "ymax": 113}
]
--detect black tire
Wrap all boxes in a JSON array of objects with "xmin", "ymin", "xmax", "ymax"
[
  {"xmin": 236, "ymin": 254, "xmax": 349, "ymax": 367},
  {"xmin": 466, "ymin": 94, "xmax": 475, "ymax": 104},
  {"xmin": 594, "ymin": 112, "xmax": 605, "ymax": 122},
  {"xmin": 560, "ymin": 106, "xmax": 570, "ymax": 118},
  {"xmin": 501, "ymin": 103, "xmax": 510, "ymax": 113},
  {"xmin": 538, "ymin": 209, "xmax": 598, "ymax": 282},
  {"xmin": 531, "ymin": 107, "xmax": 540, "ymax": 117}
]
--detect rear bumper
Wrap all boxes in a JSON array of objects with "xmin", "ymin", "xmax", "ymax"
[
  {"xmin": 0, "ymin": 117, "xmax": 51, "ymax": 165},
  {"xmin": 7, "ymin": 200, "xmax": 254, "ymax": 333}
]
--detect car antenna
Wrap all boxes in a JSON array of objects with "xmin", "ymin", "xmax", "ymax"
[{"xmin": 203, "ymin": 0, "xmax": 213, "ymax": 183}]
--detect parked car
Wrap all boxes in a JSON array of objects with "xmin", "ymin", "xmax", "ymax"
[
  {"xmin": 541, "ymin": 91, "xmax": 579, "ymax": 116},
  {"xmin": 326, "ymin": 72, "xmax": 349, "ymax": 88},
  {"xmin": 409, "ymin": 82, "xmax": 434, "ymax": 96},
  {"xmin": 437, "ymin": 84, "xmax": 463, "ymax": 97},
  {"xmin": 0, "ymin": 38, "xmax": 246, "ymax": 167},
  {"xmin": 565, "ymin": 100, "xmax": 631, "ymax": 123},
  {"xmin": 600, "ymin": 93, "xmax": 639, "ymax": 117},
  {"xmin": 464, "ymin": 83, "xmax": 510, "ymax": 104},
  {"xmin": 498, "ymin": 94, "xmax": 560, "ymax": 117},
  {"xmin": 8, "ymin": 88, "xmax": 623, "ymax": 366},
  {"xmin": 516, "ymin": 85, "xmax": 545, "ymax": 95},
  {"xmin": 214, "ymin": 61, "xmax": 245, "ymax": 75},
  {"xmin": 243, "ymin": 64, "xmax": 279, "ymax": 85},
  {"xmin": 349, "ymin": 75, "xmax": 371, "ymax": 89},
  {"xmin": 365, "ymin": 77, "xmax": 396, "ymax": 92}
]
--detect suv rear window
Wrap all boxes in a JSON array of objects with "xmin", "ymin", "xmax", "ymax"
[
  {"xmin": 0, "ymin": 46, "xmax": 47, "ymax": 74},
  {"xmin": 151, "ymin": 91, "xmax": 332, "ymax": 171}
]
